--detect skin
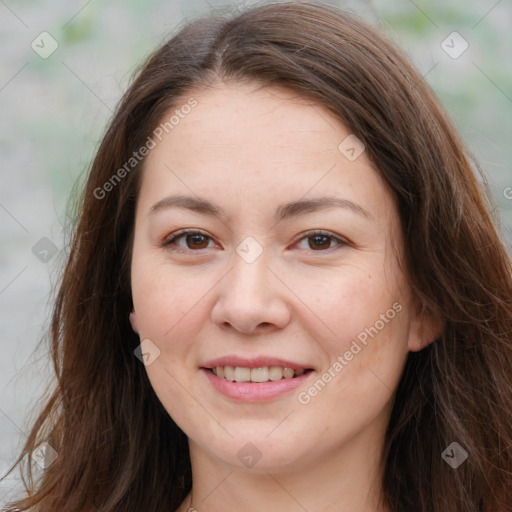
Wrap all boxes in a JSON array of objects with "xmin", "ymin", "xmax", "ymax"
[{"xmin": 129, "ymin": 81, "xmax": 441, "ymax": 512}]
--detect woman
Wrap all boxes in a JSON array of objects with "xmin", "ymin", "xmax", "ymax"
[{"xmin": 3, "ymin": 2, "xmax": 512, "ymax": 511}]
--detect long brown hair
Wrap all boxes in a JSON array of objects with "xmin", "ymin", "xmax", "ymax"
[{"xmin": 3, "ymin": 2, "xmax": 512, "ymax": 511}]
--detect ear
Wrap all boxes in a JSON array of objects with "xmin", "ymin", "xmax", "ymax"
[
  {"xmin": 129, "ymin": 309, "xmax": 139, "ymax": 334},
  {"xmin": 408, "ymin": 299, "xmax": 443, "ymax": 352}
]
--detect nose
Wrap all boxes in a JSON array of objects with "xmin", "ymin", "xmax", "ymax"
[{"xmin": 211, "ymin": 252, "xmax": 291, "ymax": 335}]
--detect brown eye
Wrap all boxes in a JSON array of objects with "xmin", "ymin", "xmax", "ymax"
[
  {"xmin": 163, "ymin": 230, "xmax": 215, "ymax": 251},
  {"xmin": 308, "ymin": 235, "xmax": 332, "ymax": 250},
  {"xmin": 184, "ymin": 233, "xmax": 210, "ymax": 249},
  {"xmin": 295, "ymin": 231, "xmax": 346, "ymax": 251}
]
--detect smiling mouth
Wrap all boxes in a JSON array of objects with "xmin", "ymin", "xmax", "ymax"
[{"xmin": 206, "ymin": 366, "xmax": 313, "ymax": 383}]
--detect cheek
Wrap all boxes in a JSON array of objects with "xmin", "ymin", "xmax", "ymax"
[
  {"xmin": 132, "ymin": 267, "xmax": 208, "ymax": 420},
  {"xmin": 303, "ymin": 262, "xmax": 394, "ymax": 347},
  {"xmin": 300, "ymin": 262, "xmax": 408, "ymax": 397},
  {"xmin": 131, "ymin": 254, "xmax": 210, "ymax": 339}
]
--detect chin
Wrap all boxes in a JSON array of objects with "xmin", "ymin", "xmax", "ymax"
[{"xmin": 197, "ymin": 430, "xmax": 310, "ymax": 472}]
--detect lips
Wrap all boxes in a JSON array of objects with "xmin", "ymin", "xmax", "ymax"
[
  {"xmin": 202, "ymin": 356, "xmax": 313, "ymax": 371},
  {"xmin": 200, "ymin": 356, "xmax": 315, "ymax": 401}
]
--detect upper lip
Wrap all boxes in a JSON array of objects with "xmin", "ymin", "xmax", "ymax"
[{"xmin": 202, "ymin": 356, "xmax": 314, "ymax": 370}]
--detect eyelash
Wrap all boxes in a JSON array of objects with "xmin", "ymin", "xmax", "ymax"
[{"xmin": 161, "ymin": 229, "xmax": 348, "ymax": 253}]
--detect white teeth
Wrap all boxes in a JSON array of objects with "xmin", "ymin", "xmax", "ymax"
[
  {"xmin": 210, "ymin": 365, "xmax": 307, "ymax": 382},
  {"xmin": 250, "ymin": 367, "xmax": 269, "ymax": 382},
  {"xmin": 224, "ymin": 366, "xmax": 235, "ymax": 381},
  {"xmin": 283, "ymin": 367, "xmax": 294, "ymax": 379},
  {"xmin": 234, "ymin": 367, "xmax": 251, "ymax": 382},
  {"xmin": 269, "ymin": 367, "xmax": 283, "ymax": 381}
]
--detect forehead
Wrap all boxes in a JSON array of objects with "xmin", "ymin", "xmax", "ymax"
[
  {"xmin": 138, "ymin": 81, "xmax": 396, "ymax": 226},
  {"xmin": 161, "ymin": 82, "xmax": 343, "ymax": 155}
]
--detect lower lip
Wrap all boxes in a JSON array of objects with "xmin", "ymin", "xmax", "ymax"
[{"xmin": 201, "ymin": 368, "xmax": 314, "ymax": 402}]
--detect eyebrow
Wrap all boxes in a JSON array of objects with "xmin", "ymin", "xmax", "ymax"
[{"xmin": 148, "ymin": 194, "xmax": 372, "ymax": 222}]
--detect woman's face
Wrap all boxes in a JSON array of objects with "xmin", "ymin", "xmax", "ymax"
[{"xmin": 130, "ymin": 82, "xmax": 437, "ymax": 473}]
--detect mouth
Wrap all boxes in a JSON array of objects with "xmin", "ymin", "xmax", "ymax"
[
  {"xmin": 200, "ymin": 357, "xmax": 316, "ymax": 401},
  {"xmin": 205, "ymin": 365, "xmax": 313, "ymax": 383}
]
